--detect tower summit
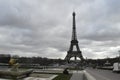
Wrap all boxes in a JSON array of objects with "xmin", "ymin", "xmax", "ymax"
[{"xmin": 65, "ymin": 12, "xmax": 84, "ymax": 62}]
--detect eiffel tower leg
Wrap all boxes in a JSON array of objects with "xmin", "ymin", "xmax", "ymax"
[{"xmin": 75, "ymin": 56, "xmax": 77, "ymax": 61}]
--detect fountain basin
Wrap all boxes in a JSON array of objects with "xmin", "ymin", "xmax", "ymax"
[{"xmin": 0, "ymin": 69, "xmax": 33, "ymax": 79}]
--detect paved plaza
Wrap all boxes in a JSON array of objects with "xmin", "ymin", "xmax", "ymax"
[
  {"xmin": 24, "ymin": 75, "xmax": 57, "ymax": 80},
  {"xmin": 70, "ymin": 71, "xmax": 84, "ymax": 80}
]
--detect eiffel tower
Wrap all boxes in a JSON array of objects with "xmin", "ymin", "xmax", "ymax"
[{"xmin": 65, "ymin": 12, "xmax": 84, "ymax": 62}]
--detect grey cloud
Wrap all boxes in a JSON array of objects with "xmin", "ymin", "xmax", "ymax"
[{"xmin": 0, "ymin": 0, "xmax": 120, "ymax": 59}]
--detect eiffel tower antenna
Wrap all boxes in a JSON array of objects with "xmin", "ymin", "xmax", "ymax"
[
  {"xmin": 72, "ymin": 12, "xmax": 77, "ymax": 40},
  {"xmin": 65, "ymin": 12, "xmax": 84, "ymax": 62}
]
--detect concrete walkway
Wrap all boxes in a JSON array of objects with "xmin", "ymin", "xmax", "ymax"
[
  {"xmin": 24, "ymin": 74, "xmax": 57, "ymax": 80},
  {"xmin": 70, "ymin": 71, "xmax": 84, "ymax": 80}
]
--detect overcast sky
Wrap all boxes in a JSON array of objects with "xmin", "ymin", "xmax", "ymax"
[{"xmin": 0, "ymin": 0, "xmax": 120, "ymax": 59}]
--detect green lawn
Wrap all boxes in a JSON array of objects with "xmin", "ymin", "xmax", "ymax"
[{"xmin": 52, "ymin": 74, "xmax": 72, "ymax": 80}]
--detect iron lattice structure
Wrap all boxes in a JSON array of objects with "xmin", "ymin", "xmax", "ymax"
[{"xmin": 65, "ymin": 12, "xmax": 84, "ymax": 62}]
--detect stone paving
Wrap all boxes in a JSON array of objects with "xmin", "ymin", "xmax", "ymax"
[
  {"xmin": 34, "ymin": 68, "xmax": 64, "ymax": 73},
  {"xmin": 24, "ymin": 75, "xmax": 57, "ymax": 80},
  {"xmin": 0, "ymin": 73, "xmax": 57, "ymax": 80},
  {"xmin": 70, "ymin": 71, "xmax": 84, "ymax": 80}
]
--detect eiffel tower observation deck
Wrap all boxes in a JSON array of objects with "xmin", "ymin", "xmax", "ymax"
[{"xmin": 65, "ymin": 12, "xmax": 84, "ymax": 62}]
